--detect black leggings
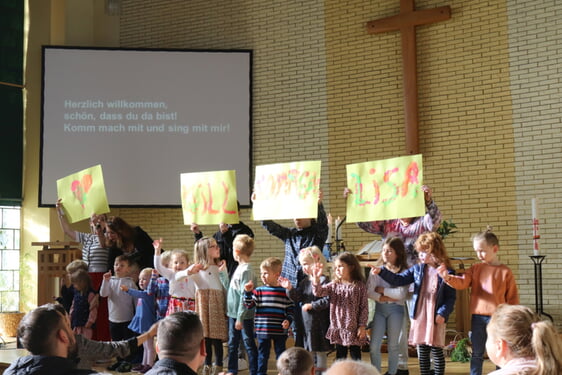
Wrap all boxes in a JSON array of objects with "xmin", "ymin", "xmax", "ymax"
[
  {"xmin": 204, "ymin": 338, "xmax": 224, "ymax": 366},
  {"xmin": 335, "ymin": 344, "xmax": 362, "ymax": 360}
]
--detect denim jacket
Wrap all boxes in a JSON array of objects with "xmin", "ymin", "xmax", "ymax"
[{"xmin": 378, "ymin": 263, "xmax": 456, "ymax": 321}]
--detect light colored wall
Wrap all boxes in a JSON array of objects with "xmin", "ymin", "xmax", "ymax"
[{"xmin": 22, "ymin": 0, "xmax": 561, "ymax": 326}]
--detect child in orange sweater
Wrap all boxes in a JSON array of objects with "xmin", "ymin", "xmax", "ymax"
[{"xmin": 437, "ymin": 227, "xmax": 519, "ymax": 375}]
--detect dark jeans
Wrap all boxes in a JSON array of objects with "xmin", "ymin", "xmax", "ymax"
[
  {"xmin": 470, "ymin": 314, "xmax": 491, "ymax": 375},
  {"xmin": 257, "ymin": 335, "xmax": 286, "ymax": 375},
  {"xmin": 228, "ymin": 317, "xmax": 257, "ymax": 375}
]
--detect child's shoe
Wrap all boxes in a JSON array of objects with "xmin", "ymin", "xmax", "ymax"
[
  {"xmin": 116, "ymin": 361, "xmax": 132, "ymax": 373},
  {"xmin": 139, "ymin": 365, "xmax": 152, "ymax": 373},
  {"xmin": 132, "ymin": 363, "xmax": 145, "ymax": 372}
]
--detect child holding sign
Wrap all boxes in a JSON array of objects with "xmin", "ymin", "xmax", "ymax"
[{"xmin": 260, "ymin": 192, "xmax": 328, "ymax": 347}]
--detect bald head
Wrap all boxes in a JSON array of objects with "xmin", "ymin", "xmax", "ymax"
[{"xmin": 326, "ymin": 359, "xmax": 381, "ymax": 375}]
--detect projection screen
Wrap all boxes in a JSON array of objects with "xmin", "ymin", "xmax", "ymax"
[{"xmin": 40, "ymin": 46, "xmax": 252, "ymax": 207}]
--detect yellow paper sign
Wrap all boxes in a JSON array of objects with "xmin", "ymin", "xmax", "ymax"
[
  {"xmin": 56, "ymin": 164, "xmax": 110, "ymax": 223},
  {"xmin": 252, "ymin": 161, "xmax": 321, "ymax": 220},
  {"xmin": 346, "ymin": 155, "xmax": 424, "ymax": 222},
  {"xmin": 180, "ymin": 170, "xmax": 239, "ymax": 225}
]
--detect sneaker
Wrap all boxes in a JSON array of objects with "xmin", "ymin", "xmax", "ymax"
[
  {"xmin": 396, "ymin": 370, "xmax": 409, "ymax": 375},
  {"xmin": 139, "ymin": 365, "xmax": 152, "ymax": 373},
  {"xmin": 116, "ymin": 362, "xmax": 132, "ymax": 373}
]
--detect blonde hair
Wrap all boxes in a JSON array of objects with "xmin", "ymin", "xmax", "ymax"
[
  {"xmin": 260, "ymin": 257, "xmax": 282, "ymax": 274},
  {"xmin": 276, "ymin": 347, "xmax": 313, "ymax": 375},
  {"xmin": 233, "ymin": 234, "xmax": 254, "ymax": 257},
  {"xmin": 66, "ymin": 259, "xmax": 88, "ymax": 274},
  {"xmin": 472, "ymin": 225, "xmax": 500, "ymax": 247},
  {"xmin": 170, "ymin": 249, "xmax": 190, "ymax": 265},
  {"xmin": 194, "ymin": 237, "xmax": 219, "ymax": 267},
  {"xmin": 488, "ymin": 304, "xmax": 562, "ymax": 375},
  {"xmin": 298, "ymin": 246, "xmax": 327, "ymax": 276},
  {"xmin": 70, "ymin": 269, "xmax": 92, "ymax": 294},
  {"xmin": 139, "ymin": 267, "xmax": 153, "ymax": 278},
  {"xmin": 160, "ymin": 250, "xmax": 173, "ymax": 268}
]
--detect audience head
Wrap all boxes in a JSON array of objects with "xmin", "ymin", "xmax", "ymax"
[
  {"xmin": 260, "ymin": 257, "xmax": 282, "ymax": 286},
  {"xmin": 194, "ymin": 236, "xmax": 220, "ymax": 267},
  {"xmin": 156, "ymin": 311, "xmax": 205, "ymax": 370},
  {"xmin": 486, "ymin": 304, "xmax": 562, "ymax": 375},
  {"xmin": 333, "ymin": 251, "xmax": 365, "ymax": 283},
  {"xmin": 326, "ymin": 359, "xmax": 381, "ymax": 375},
  {"xmin": 299, "ymin": 246, "xmax": 327, "ymax": 276},
  {"xmin": 18, "ymin": 303, "xmax": 75, "ymax": 357},
  {"xmin": 276, "ymin": 347, "xmax": 314, "ymax": 375},
  {"xmin": 414, "ymin": 231, "xmax": 451, "ymax": 269},
  {"xmin": 233, "ymin": 234, "xmax": 255, "ymax": 259}
]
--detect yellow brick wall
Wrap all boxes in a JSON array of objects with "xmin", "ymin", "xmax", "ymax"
[{"xmin": 117, "ymin": 0, "xmax": 562, "ymax": 326}]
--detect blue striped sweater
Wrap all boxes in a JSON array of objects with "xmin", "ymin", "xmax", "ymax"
[{"xmin": 244, "ymin": 285, "xmax": 294, "ymax": 338}]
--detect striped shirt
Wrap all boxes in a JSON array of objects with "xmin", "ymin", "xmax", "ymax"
[
  {"xmin": 76, "ymin": 232, "xmax": 109, "ymax": 273},
  {"xmin": 244, "ymin": 285, "xmax": 294, "ymax": 338}
]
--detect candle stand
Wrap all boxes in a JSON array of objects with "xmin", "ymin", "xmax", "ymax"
[{"xmin": 529, "ymin": 255, "xmax": 553, "ymax": 321}]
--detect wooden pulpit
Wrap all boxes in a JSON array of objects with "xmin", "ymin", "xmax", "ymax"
[{"xmin": 33, "ymin": 241, "xmax": 81, "ymax": 306}]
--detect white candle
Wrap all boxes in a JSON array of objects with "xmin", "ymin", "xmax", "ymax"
[
  {"xmin": 532, "ymin": 198, "xmax": 540, "ymax": 256},
  {"xmin": 335, "ymin": 216, "xmax": 342, "ymax": 241},
  {"xmin": 326, "ymin": 213, "xmax": 333, "ymax": 243}
]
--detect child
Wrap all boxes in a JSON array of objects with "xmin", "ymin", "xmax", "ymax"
[
  {"xmin": 69, "ymin": 269, "xmax": 99, "ymax": 340},
  {"xmin": 148, "ymin": 250, "xmax": 171, "ymax": 321},
  {"xmin": 58, "ymin": 259, "xmax": 89, "ymax": 312},
  {"xmin": 244, "ymin": 257, "xmax": 294, "ymax": 375},
  {"xmin": 276, "ymin": 347, "xmax": 314, "ymax": 375},
  {"xmin": 225, "ymin": 234, "xmax": 258, "ymax": 375},
  {"xmin": 437, "ymin": 228, "xmax": 519, "ymax": 375},
  {"xmin": 153, "ymin": 239, "xmax": 196, "ymax": 314},
  {"xmin": 372, "ymin": 231, "xmax": 456, "ymax": 375},
  {"xmin": 311, "ymin": 251, "xmax": 368, "ymax": 361},
  {"xmin": 259, "ymin": 192, "xmax": 328, "ymax": 346},
  {"xmin": 279, "ymin": 246, "xmax": 331, "ymax": 374},
  {"xmin": 367, "ymin": 237, "xmax": 409, "ymax": 375},
  {"xmin": 186, "ymin": 237, "xmax": 229, "ymax": 375},
  {"xmin": 486, "ymin": 304, "xmax": 562, "ymax": 375},
  {"xmin": 100, "ymin": 254, "xmax": 138, "ymax": 373},
  {"xmin": 121, "ymin": 267, "xmax": 157, "ymax": 373}
]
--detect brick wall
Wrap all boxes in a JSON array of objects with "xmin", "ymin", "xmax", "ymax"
[{"xmin": 118, "ymin": 0, "xmax": 562, "ymax": 326}]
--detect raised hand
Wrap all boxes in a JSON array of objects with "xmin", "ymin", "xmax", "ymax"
[
  {"xmin": 153, "ymin": 238, "xmax": 163, "ymax": 256},
  {"xmin": 343, "ymin": 187, "xmax": 352, "ymax": 199},
  {"xmin": 422, "ymin": 185, "xmax": 432, "ymax": 203},
  {"xmin": 190, "ymin": 223, "xmax": 201, "ymax": 234},
  {"xmin": 103, "ymin": 271, "xmax": 112, "ymax": 280},
  {"xmin": 244, "ymin": 280, "xmax": 254, "ymax": 292},
  {"xmin": 278, "ymin": 276, "xmax": 292, "ymax": 290}
]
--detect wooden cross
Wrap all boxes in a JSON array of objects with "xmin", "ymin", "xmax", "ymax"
[{"xmin": 367, "ymin": 0, "xmax": 451, "ymax": 155}]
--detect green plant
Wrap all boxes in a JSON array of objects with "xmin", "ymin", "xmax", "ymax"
[
  {"xmin": 437, "ymin": 219, "xmax": 457, "ymax": 239},
  {"xmin": 450, "ymin": 337, "xmax": 471, "ymax": 362}
]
